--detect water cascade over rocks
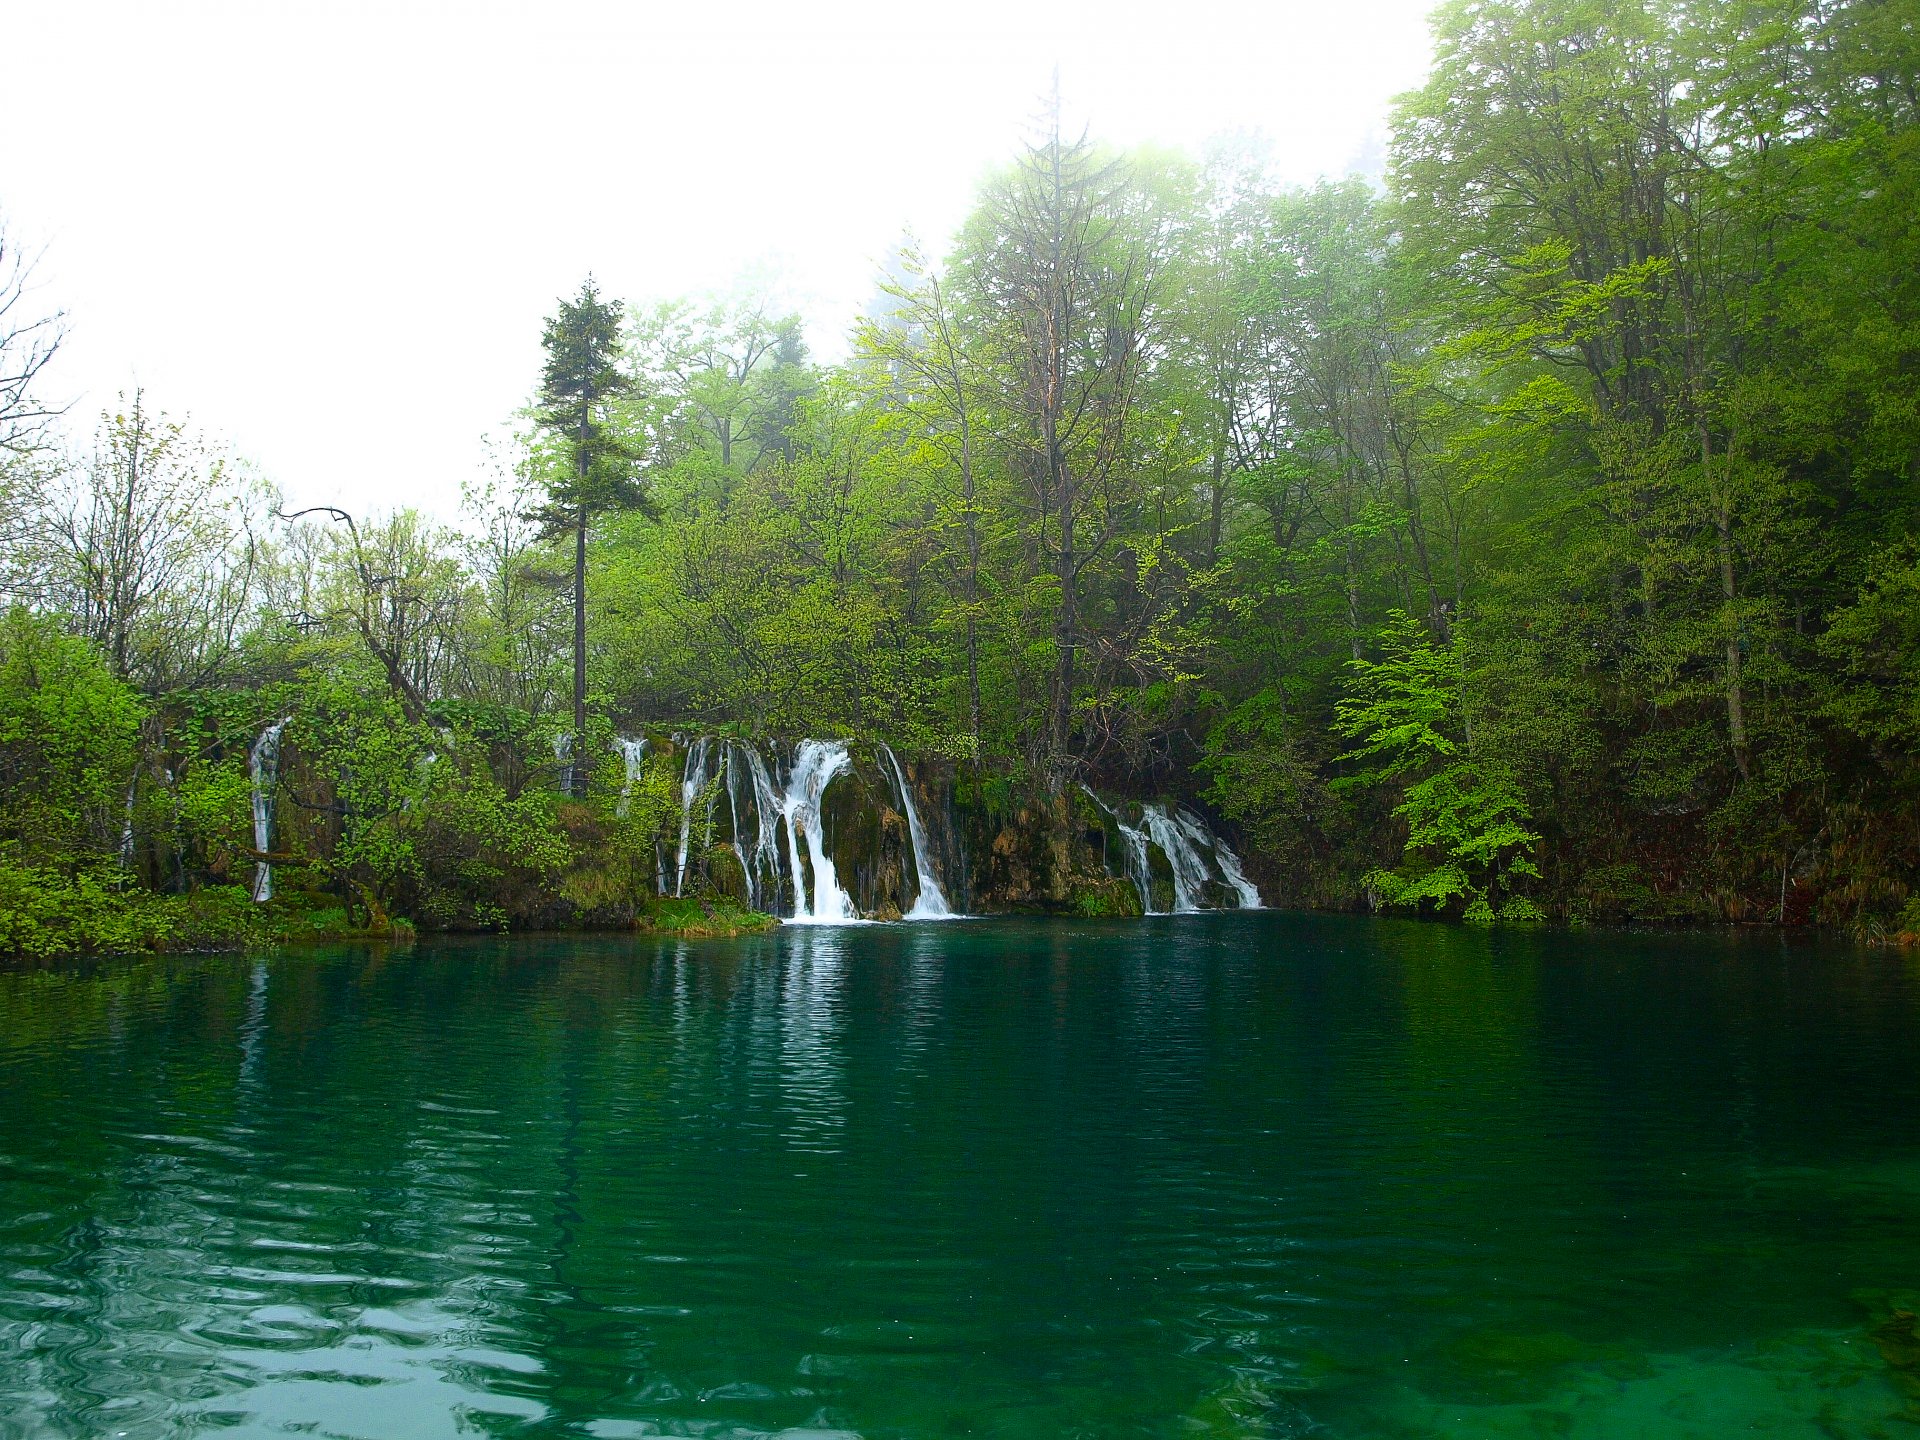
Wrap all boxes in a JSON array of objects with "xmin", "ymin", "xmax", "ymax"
[
  {"xmin": 119, "ymin": 775, "xmax": 138, "ymax": 869},
  {"xmin": 1181, "ymin": 809, "xmax": 1263, "ymax": 909},
  {"xmin": 615, "ymin": 733, "xmax": 1258, "ymax": 921},
  {"xmin": 1141, "ymin": 803, "xmax": 1213, "ymax": 913},
  {"xmin": 248, "ymin": 718, "xmax": 291, "ymax": 903},
  {"xmin": 1082, "ymin": 786, "xmax": 1262, "ymax": 915},
  {"xmin": 780, "ymin": 739, "xmax": 860, "ymax": 923},
  {"xmin": 1082, "ymin": 788, "xmax": 1154, "ymax": 909}
]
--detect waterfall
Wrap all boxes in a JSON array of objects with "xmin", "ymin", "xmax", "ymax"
[
  {"xmin": 1177, "ymin": 808, "xmax": 1263, "ymax": 908},
  {"xmin": 726, "ymin": 741, "xmax": 787, "ymax": 913},
  {"xmin": 674, "ymin": 737, "xmax": 714, "ymax": 897},
  {"xmin": 119, "ymin": 773, "xmax": 137, "ymax": 869},
  {"xmin": 553, "ymin": 731, "xmax": 574, "ymax": 794},
  {"xmin": 1086, "ymin": 788, "xmax": 1263, "ymax": 913},
  {"xmin": 1142, "ymin": 803, "xmax": 1213, "ymax": 913},
  {"xmin": 780, "ymin": 739, "xmax": 859, "ymax": 923},
  {"xmin": 881, "ymin": 744, "xmax": 953, "ymax": 918},
  {"xmin": 1083, "ymin": 787, "xmax": 1155, "ymax": 913},
  {"xmin": 248, "ymin": 717, "xmax": 290, "ymax": 903},
  {"xmin": 614, "ymin": 735, "xmax": 647, "ymax": 817}
]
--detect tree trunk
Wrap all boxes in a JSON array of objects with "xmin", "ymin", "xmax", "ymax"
[
  {"xmin": 572, "ymin": 502, "xmax": 588, "ymax": 797},
  {"xmin": 1208, "ymin": 438, "xmax": 1227, "ymax": 567},
  {"xmin": 961, "ymin": 413, "xmax": 982, "ymax": 740},
  {"xmin": 1344, "ymin": 541, "xmax": 1363, "ymax": 662},
  {"xmin": 111, "ymin": 391, "xmax": 144, "ymax": 678},
  {"xmin": 1050, "ymin": 424, "xmax": 1076, "ymax": 777},
  {"xmin": 1701, "ymin": 420, "xmax": 1749, "ymax": 780}
]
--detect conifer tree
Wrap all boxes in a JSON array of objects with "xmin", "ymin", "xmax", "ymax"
[{"xmin": 532, "ymin": 278, "xmax": 644, "ymax": 795}]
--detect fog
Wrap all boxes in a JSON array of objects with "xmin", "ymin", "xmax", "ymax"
[{"xmin": 1, "ymin": 0, "xmax": 1431, "ymax": 515}]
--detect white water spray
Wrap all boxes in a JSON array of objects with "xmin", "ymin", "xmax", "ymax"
[
  {"xmin": 119, "ymin": 773, "xmax": 138, "ymax": 869},
  {"xmin": 780, "ymin": 739, "xmax": 859, "ymax": 923},
  {"xmin": 1083, "ymin": 787, "xmax": 1155, "ymax": 912},
  {"xmin": 1086, "ymin": 788, "xmax": 1262, "ymax": 913},
  {"xmin": 614, "ymin": 735, "xmax": 647, "ymax": 817},
  {"xmin": 675, "ymin": 737, "xmax": 714, "ymax": 896},
  {"xmin": 1142, "ymin": 803, "xmax": 1215, "ymax": 913}
]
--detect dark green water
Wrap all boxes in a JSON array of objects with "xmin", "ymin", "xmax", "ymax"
[{"xmin": 3, "ymin": 916, "xmax": 1919, "ymax": 1438}]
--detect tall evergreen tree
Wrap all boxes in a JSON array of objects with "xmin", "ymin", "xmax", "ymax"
[{"xmin": 533, "ymin": 278, "xmax": 643, "ymax": 794}]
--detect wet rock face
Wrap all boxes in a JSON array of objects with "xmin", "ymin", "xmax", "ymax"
[
  {"xmin": 818, "ymin": 759, "xmax": 912, "ymax": 917},
  {"xmin": 953, "ymin": 790, "xmax": 1114, "ymax": 913}
]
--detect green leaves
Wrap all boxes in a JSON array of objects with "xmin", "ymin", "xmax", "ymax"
[
  {"xmin": 1336, "ymin": 611, "xmax": 1542, "ymax": 915},
  {"xmin": 0, "ymin": 607, "xmax": 143, "ymax": 868},
  {"xmin": 1332, "ymin": 612, "xmax": 1460, "ymax": 784}
]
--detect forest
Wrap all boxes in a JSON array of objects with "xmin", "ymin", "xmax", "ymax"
[{"xmin": 1, "ymin": 0, "xmax": 1916, "ymax": 955}]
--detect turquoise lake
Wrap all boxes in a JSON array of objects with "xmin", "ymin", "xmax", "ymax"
[{"xmin": 2, "ymin": 915, "xmax": 1918, "ymax": 1437}]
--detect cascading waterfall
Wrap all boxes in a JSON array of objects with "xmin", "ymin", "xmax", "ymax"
[
  {"xmin": 248, "ymin": 717, "xmax": 290, "ymax": 903},
  {"xmin": 1176, "ymin": 807, "xmax": 1263, "ymax": 909},
  {"xmin": 1141, "ymin": 803, "xmax": 1214, "ymax": 913},
  {"xmin": 614, "ymin": 735, "xmax": 647, "ymax": 817},
  {"xmin": 1085, "ymin": 787, "xmax": 1262, "ymax": 914},
  {"xmin": 675, "ymin": 737, "xmax": 714, "ymax": 897},
  {"xmin": 780, "ymin": 739, "xmax": 859, "ymax": 923},
  {"xmin": 881, "ymin": 743, "xmax": 954, "ymax": 918},
  {"xmin": 606, "ymin": 732, "xmax": 1258, "ymax": 921},
  {"xmin": 1082, "ymin": 787, "xmax": 1155, "ymax": 913}
]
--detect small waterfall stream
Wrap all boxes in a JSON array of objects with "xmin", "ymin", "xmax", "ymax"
[
  {"xmin": 881, "ymin": 744, "xmax": 954, "ymax": 918},
  {"xmin": 119, "ymin": 773, "xmax": 138, "ymax": 869},
  {"xmin": 613, "ymin": 736, "xmax": 647, "ymax": 817},
  {"xmin": 1177, "ymin": 808, "xmax": 1263, "ymax": 909},
  {"xmin": 1141, "ymin": 803, "xmax": 1211, "ymax": 913},
  {"xmin": 675, "ymin": 738, "xmax": 715, "ymax": 897},
  {"xmin": 248, "ymin": 718, "xmax": 290, "ymax": 903}
]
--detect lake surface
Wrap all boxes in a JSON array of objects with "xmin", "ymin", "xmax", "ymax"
[{"xmin": 3, "ymin": 916, "xmax": 1919, "ymax": 1438}]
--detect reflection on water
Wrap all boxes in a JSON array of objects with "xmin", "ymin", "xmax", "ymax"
[{"xmin": 2, "ymin": 917, "xmax": 1919, "ymax": 1438}]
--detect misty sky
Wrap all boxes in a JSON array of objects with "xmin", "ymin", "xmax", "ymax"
[{"xmin": 3, "ymin": 0, "xmax": 1434, "ymax": 517}]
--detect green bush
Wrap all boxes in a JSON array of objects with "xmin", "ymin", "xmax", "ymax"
[{"xmin": 0, "ymin": 858, "xmax": 263, "ymax": 958}]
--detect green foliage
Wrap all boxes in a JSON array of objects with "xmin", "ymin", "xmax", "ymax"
[
  {"xmin": 0, "ymin": 608, "xmax": 143, "ymax": 866},
  {"xmin": 1068, "ymin": 875, "xmax": 1146, "ymax": 919},
  {"xmin": 1820, "ymin": 541, "xmax": 1920, "ymax": 750},
  {"xmin": 1335, "ymin": 613, "xmax": 1541, "ymax": 914},
  {"xmin": 636, "ymin": 895, "xmax": 778, "ymax": 937},
  {"xmin": 535, "ymin": 277, "xmax": 644, "ymax": 517},
  {"xmin": 0, "ymin": 860, "xmax": 262, "ymax": 958}
]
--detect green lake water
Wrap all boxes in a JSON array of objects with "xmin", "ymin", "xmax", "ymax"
[{"xmin": 3, "ymin": 915, "xmax": 1919, "ymax": 1438}]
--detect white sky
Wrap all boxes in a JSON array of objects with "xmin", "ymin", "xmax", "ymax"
[{"xmin": 2, "ymin": 0, "xmax": 1434, "ymax": 517}]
